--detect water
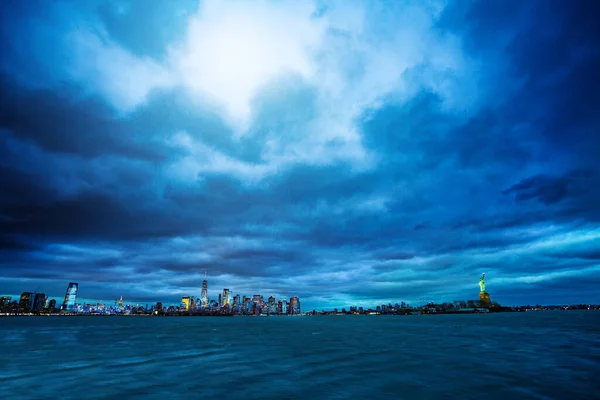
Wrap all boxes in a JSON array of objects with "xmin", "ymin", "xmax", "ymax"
[{"xmin": 1, "ymin": 312, "xmax": 599, "ymax": 400}]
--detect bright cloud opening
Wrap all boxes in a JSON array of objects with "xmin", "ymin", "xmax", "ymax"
[{"xmin": 171, "ymin": 0, "xmax": 325, "ymax": 128}]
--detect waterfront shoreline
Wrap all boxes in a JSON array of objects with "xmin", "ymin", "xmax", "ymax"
[{"xmin": 2, "ymin": 308, "xmax": 598, "ymax": 317}]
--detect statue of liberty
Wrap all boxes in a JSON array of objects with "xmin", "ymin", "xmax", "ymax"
[{"xmin": 479, "ymin": 272, "xmax": 491, "ymax": 305}]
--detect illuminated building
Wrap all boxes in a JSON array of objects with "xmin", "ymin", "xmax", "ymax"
[
  {"xmin": 287, "ymin": 297, "xmax": 300, "ymax": 315},
  {"xmin": 244, "ymin": 297, "xmax": 252, "ymax": 313},
  {"xmin": 268, "ymin": 296, "xmax": 276, "ymax": 314},
  {"xmin": 233, "ymin": 294, "xmax": 240, "ymax": 307},
  {"xmin": 156, "ymin": 302, "xmax": 163, "ymax": 312},
  {"xmin": 252, "ymin": 295, "xmax": 263, "ymax": 306},
  {"xmin": 118, "ymin": 296, "xmax": 123, "ymax": 309},
  {"xmin": 222, "ymin": 289, "xmax": 230, "ymax": 307},
  {"xmin": 201, "ymin": 272, "xmax": 208, "ymax": 307},
  {"xmin": 19, "ymin": 292, "xmax": 33, "ymax": 312},
  {"xmin": 289, "ymin": 297, "xmax": 300, "ymax": 315},
  {"xmin": 277, "ymin": 300, "xmax": 283, "ymax": 314},
  {"xmin": 182, "ymin": 296, "xmax": 191, "ymax": 311},
  {"xmin": 190, "ymin": 298, "xmax": 196, "ymax": 310},
  {"xmin": 61, "ymin": 283, "xmax": 78, "ymax": 311},
  {"xmin": 48, "ymin": 299, "xmax": 56, "ymax": 310},
  {"xmin": 33, "ymin": 293, "xmax": 46, "ymax": 312},
  {"xmin": 44, "ymin": 296, "xmax": 49, "ymax": 308}
]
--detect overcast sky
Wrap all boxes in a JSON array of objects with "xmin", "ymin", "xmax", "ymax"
[{"xmin": 1, "ymin": 0, "xmax": 599, "ymax": 309}]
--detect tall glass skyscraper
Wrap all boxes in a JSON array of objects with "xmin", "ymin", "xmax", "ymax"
[
  {"xmin": 222, "ymin": 289, "xmax": 230, "ymax": 307},
  {"xmin": 201, "ymin": 273, "xmax": 208, "ymax": 307},
  {"xmin": 61, "ymin": 282, "xmax": 78, "ymax": 311}
]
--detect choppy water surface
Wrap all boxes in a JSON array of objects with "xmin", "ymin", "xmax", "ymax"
[{"xmin": 1, "ymin": 312, "xmax": 599, "ymax": 399}]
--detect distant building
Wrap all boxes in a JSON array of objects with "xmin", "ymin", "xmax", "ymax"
[
  {"xmin": 233, "ymin": 294, "xmax": 240, "ymax": 308},
  {"xmin": 244, "ymin": 297, "xmax": 252, "ymax": 313},
  {"xmin": 222, "ymin": 289, "xmax": 230, "ymax": 307},
  {"xmin": 156, "ymin": 302, "xmax": 163, "ymax": 312},
  {"xmin": 252, "ymin": 295, "xmax": 264, "ymax": 311},
  {"xmin": 289, "ymin": 297, "xmax": 300, "ymax": 315},
  {"xmin": 61, "ymin": 283, "xmax": 78, "ymax": 311},
  {"xmin": 266, "ymin": 296, "xmax": 275, "ymax": 314},
  {"xmin": 277, "ymin": 300, "xmax": 283, "ymax": 314},
  {"xmin": 48, "ymin": 299, "xmax": 56, "ymax": 310},
  {"xmin": 33, "ymin": 293, "xmax": 46, "ymax": 312},
  {"xmin": 201, "ymin": 273, "xmax": 208, "ymax": 307},
  {"xmin": 181, "ymin": 296, "xmax": 191, "ymax": 311},
  {"xmin": 19, "ymin": 292, "xmax": 33, "ymax": 312},
  {"xmin": 0, "ymin": 296, "xmax": 11, "ymax": 307}
]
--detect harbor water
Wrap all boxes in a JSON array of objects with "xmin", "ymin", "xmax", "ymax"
[{"xmin": 1, "ymin": 312, "xmax": 599, "ymax": 399}]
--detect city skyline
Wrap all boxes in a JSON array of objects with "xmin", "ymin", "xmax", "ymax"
[
  {"xmin": 3, "ymin": 277, "xmax": 309, "ymax": 311},
  {"xmin": 1, "ymin": 1, "xmax": 600, "ymax": 309},
  {"xmin": 2, "ymin": 271, "xmax": 595, "ymax": 312}
]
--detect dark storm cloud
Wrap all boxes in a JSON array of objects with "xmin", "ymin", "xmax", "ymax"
[
  {"xmin": 1, "ymin": 0, "xmax": 599, "ymax": 308},
  {"xmin": 0, "ymin": 75, "xmax": 164, "ymax": 160},
  {"xmin": 503, "ymin": 170, "xmax": 595, "ymax": 205}
]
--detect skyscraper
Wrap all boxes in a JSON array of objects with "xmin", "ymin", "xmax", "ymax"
[
  {"xmin": 289, "ymin": 297, "xmax": 300, "ymax": 315},
  {"xmin": 233, "ymin": 294, "xmax": 240, "ymax": 308},
  {"xmin": 19, "ymin": 292, "xmax": 33, "ymax": 313},
  {"xmin": 201, "ymin": 272, "xmax": 208, "ymax": 307},
  {"xmin": 222, "ymin": 289, "xmax": 230, "ymax": 307},
  {"xmin": 182, "ymin": 296, "xmax": 191, "ymax": 311},
  {"xmin": 244, "ymin": 297, "xmax": 253, "ymax": 314},
  {"xmin": 277, "ymin": 300, "xmax": 283, "ymax": 315},
  {"xmin": 0, "ymin": 296, "xmax": 11, "ymax": 307},
  {"xmin": 268, "ymin": 296, "xmax": 276, "ymax": 314},
  {"xmin": 61, "ymin": 282, "xmax": 78, "ymax": 311},
  {"xmin": 33, "ymin": 293, "xmax": 46, "ymax": 312}
]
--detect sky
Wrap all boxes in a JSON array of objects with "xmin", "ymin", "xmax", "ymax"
[{"xmin": 1, "ymin": 0, "xmax": 599, "ymax": 309}]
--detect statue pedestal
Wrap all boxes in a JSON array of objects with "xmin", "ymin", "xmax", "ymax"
[{"xmin": 479, "ymin": 292, "xmax": 491, "ymax": 306}]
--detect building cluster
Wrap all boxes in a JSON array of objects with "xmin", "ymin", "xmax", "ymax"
[
  {"xmin": 0, "ymin": 282, "xmax": 78, "ymax": 314},
  {"xmin": 175, "ymin": 275, "xmax": 301, "ymax": 316},
  {"xmin": 0, "ymin": 278, "xmax": 303, "ymax": 316}
]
